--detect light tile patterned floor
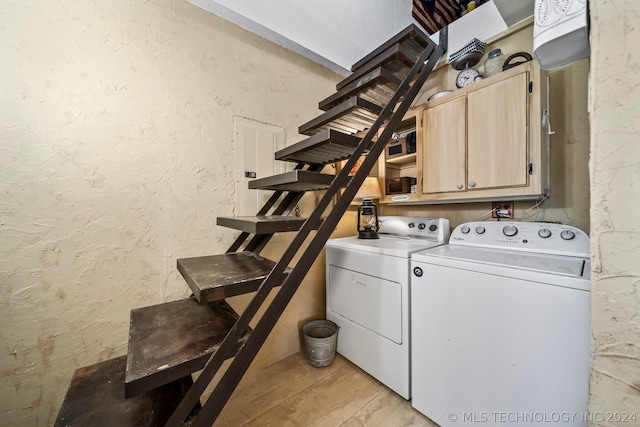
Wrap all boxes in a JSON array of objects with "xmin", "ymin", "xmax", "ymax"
[{"xmin": 211, "ymin": 352, "xmax": 439, "ymax": 427}]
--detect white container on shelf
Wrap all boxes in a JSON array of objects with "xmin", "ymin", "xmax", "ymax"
[
  {"xmin": 484, "ymin": 48, "xmax": 505, "ymax": 77},
  {"xmin": 533, "ymin": 0, "xmax": 590, "ymax": 70}
]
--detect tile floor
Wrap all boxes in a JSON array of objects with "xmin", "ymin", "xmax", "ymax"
[{"xmin": 211, "ymin": 351, "xmax": 438, "ymax": 427}]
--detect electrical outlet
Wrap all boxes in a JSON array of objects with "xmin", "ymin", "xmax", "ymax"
[{"xmin": 491, "ymin": 201, "xmax": 514, "ymax": 219}]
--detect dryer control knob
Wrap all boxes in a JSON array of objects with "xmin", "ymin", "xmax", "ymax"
[
  {"xmin": 413, "ymin": 267, "xmax": 423, "ymax": 277},
  {"xmin": 560, "ymin": 230, "xmax": 576, "ymax": 240},
  {"xmin": 503, "ymin": 225, "xmax": 518, "ymax": 237},
  {"xmin": 461, "ymin": 225, "xmax": 471, "ymax": 234},
  {"xmin": 418, "ymin": 223, "xmax": 426, "ymax": 230},
  {"xmin": 538, "ymin": 228, "xmax": 552, "ymax": 238},
  {"xmin": 475, "ymin": 226, "xmax": 486, "ymax": 234},
  {"xmin": 429, "ymin": 224, "xmax": 438, "ymax": 232},
  {"xmin": 408, "ymin": 222, "xmax": 415, "ymax": 228}
]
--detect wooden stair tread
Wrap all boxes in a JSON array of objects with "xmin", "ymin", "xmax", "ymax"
[
  {"xmin": 217, "ymin": 215, "xmax": 319, "ymax": 234},
  {"xmin": 55, "ymin": 355, "xmax": 198, "ymax": 427},
  {"xmin": 125, "ymin": 298, "xmax": 250, "ymax": 397},
  {"xmin": 298, "ymin": 96, "xmax": 382, "ymax": 136},
  {"xmin": 177, "ymin": 252, "xmax": 287, "ymax": 303},
  {"xmin": 319, "ymin": 67, "xmax": 401, "ymax": 111},
  {"xmin": 337, "ymin": 43, "xmax": 432, "ymax": 92},
  {"xmin": 350, "ymin": 23, "xmax": 432, "ymax": 72},
  {"xmin": 275, "ymin": 129, "xmax": 363, "ymax": 165},
  {"xmin": 248, "ymin": 170, "xmax": 334, "ymax": 191}
]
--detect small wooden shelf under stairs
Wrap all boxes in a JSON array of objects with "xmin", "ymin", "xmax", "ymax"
[{"xmin": 54, "ymin": 23, "xmax": 447, "ymax": 427}]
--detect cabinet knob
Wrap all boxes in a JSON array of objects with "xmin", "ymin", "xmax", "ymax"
[
  {"xmin": 468, "ymin": 181, "xmax": 476, "ymax": 188},
  {"xmin": 456, "ymin": 183, "xmax": 463, "ymax": 190}
]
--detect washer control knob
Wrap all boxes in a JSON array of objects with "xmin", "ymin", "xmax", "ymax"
[
  {"xmin": 502, "ymin": 225, "xmax": 518, "ymax": 237},
  {"xmin": 560, "ymin": 230, "xmax": 576, "ymax": 240},
  {"xmin": 475, "ymin": 226, "xmax": 486, "ymax": 234},
  {"xmin": 429, "ymin": 224, "xmax": 438, "ymax": 232},
  {"xmin": 418, "ymin": 223, "xmax": 426, "ymax": 230},
  {"xmin": 408, "ymin": 222, "xmax": 415, "ymax": 228},
  {"xmin": 461, "ymin": 225, "xmax": 471, "ymax": 234},
  {"xmin": 413, "ymin": 267, "xmax": 423, "ymax": 277},
  {"xmin": 538, "ymin": 228, "xmax": 552, "ymax": 238}
]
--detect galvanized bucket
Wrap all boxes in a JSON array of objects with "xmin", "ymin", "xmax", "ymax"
[{"xmin": 302, "ymin": 320, "xmax": 339, "ymax": 367}]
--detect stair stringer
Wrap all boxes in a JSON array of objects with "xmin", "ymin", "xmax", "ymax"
[{"xmin": 165, "ymin": 27, "xmax": 448, "ymax": 427}]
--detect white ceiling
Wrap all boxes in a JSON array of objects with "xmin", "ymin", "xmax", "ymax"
[{"xmin": 187, "ymin": 0, "xmax": 534, "ymax": 76}]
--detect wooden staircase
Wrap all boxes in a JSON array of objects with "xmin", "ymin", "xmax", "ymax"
[{"xmin": 55, "ymin": 24, "xmax": 447, "ymax": 427}]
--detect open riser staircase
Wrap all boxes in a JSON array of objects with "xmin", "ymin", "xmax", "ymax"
[{"xmin": 55, "ymin": 24, "xmax": 447, "ymax": 427}]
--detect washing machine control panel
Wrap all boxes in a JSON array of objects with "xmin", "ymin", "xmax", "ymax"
[{"xmin": 450, "ymin": 221, "xmax": 589, "ymax": 257}]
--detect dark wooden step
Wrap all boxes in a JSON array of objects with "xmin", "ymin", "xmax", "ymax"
[
  {"xmin": 319, "ymin": 66, "xmax": 401, "ymax": 111},
  {"xmin": 177, "ymin": 252, "xmax": 288, "ymax": 303},
  {"xmin": 248, "ymin": 170, "xmax": 335, "ymax": 191},
  {"xmin": 275, "ymin": 129, "xmax": 363, "ymax": 165},
  {"xmin": 55, "ymin": 355, "xmax": 198, "ymax": 427},
  {"xmin": 350, "ymin": 23, "xmax": 432, "ymax": 72},
  {"xmin": 298, "ymin": 96, "xmax": 382, "ymax": 136},
  {"xmin": 125, "ymin": 298, "xmax": 250, "ymax": 397},
  {"xmin": 217, "ymin": 215, "xmax": 319, "ymax": 234},
  {"xmin": 337, "ymin": 43, "xmax": 434, "ymax": 92}
]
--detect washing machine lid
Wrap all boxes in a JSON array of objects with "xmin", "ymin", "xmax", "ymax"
[
  {"xmin": 414, "ymin": 245, "xmax": 588, "ymax": 278},
  {"xmin": 327, "ymin": 235, "xmax": 444, "ymax": 258}
]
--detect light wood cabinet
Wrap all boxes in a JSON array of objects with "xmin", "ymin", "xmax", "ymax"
[
  {"xmin": 467, "ymin": 70, "xmax": 528, "ymax": 190},
  {"xmin": 422, "ymin": 96, "xmax": 466, "ymax": 194},
  {"xmin": 380, "ymin": 60, "xmax": 548, "ymax": 204}
]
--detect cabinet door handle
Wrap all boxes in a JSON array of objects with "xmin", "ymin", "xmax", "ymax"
[
  {"xmin": 468, "ymin": 181, "xmax": 476, "ymax": 188},
  {"xmin": 456, "ymin": 183, "xmax": 463, "ymax": 190}
]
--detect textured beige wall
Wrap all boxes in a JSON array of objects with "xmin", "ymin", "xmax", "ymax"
[
  {"xmin": 588, "ymin": 0, "xmax": 640, "ymax": 423},
  {"xmin": 3, "ymin": 0, "xmax": 636, "ymax": 425},
  {"xmin": 0, "ymin": 0, "xmax": 339, "ymax": 425}
]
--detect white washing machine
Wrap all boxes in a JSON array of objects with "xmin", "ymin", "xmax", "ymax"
[
  {"xmin": 411, "ymin": 221, "xmax": 591, "ymax": 427},
  {"xmin": 326, "ymin": 216, "xmax": 450, "ymax": 399}
]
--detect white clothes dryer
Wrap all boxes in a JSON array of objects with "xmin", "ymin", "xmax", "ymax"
[
  {"xmin": 326, "ymin": 216, "xmax": 450, "ymax": 399},
  {"xmin": 410, "ymin": 221, "xmax": 591, "ymax": 426}
]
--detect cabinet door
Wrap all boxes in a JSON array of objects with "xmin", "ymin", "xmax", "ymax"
[
  {"xmin": 422, "ymin": 96, "xmax": 466, "ymax": 194},
  {"xmin": 467, "ymin": 71, "xmax": 529, "ymax": 190}
]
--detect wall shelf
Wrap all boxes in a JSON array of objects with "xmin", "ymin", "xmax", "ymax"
[{"xmin": 386, "ymin": 153, "xmax": 416, "ymax": 166}]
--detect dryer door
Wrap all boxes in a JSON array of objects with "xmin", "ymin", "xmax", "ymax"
[{"xmin": 327, "ymin": 266, "xmax": 402, "ymax": 344}]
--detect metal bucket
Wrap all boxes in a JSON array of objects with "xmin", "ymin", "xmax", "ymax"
[{"xmin": 302, "ymin": 320, "xmax": 339, "ymax": 367}]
